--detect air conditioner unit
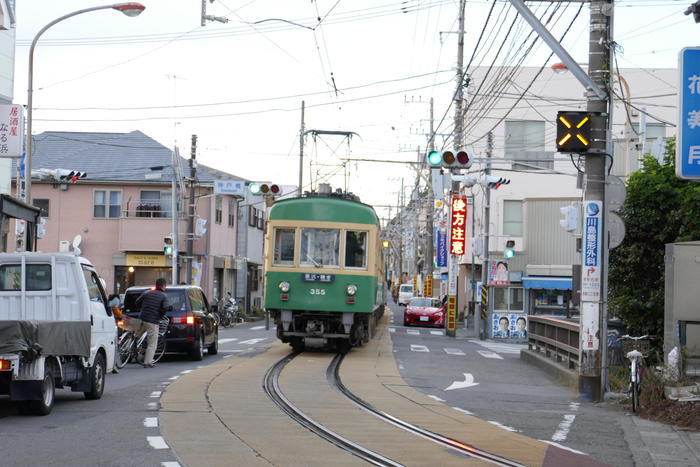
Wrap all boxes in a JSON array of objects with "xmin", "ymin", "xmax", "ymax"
[{"xmin": 58, "ymin": 240, "xmax": 70, "ymax": 252}]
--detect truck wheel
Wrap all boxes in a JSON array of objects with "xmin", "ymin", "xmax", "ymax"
[
  {"xmin": 190, "ymin": 334, "xmax": 204, "ymax": 361},
  {"xmin": 84, "ymin": 353, "xmax": 106, "ymax": 400},
  {"xmin": 20, "ymin": 366, "xmax": 55, "ymax": 415}
]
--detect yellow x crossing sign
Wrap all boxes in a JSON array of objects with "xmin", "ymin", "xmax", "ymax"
[{"xmin": 556, "ymin": 111, "xmax": 592, "ymax": 153}]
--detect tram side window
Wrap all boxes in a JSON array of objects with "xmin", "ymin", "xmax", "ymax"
[
  {"xmin": 300, "ymin": 228, "xmax": 339, "ymax": 267},
  {"xmin": 273, "ymin": 228, "xmax": 296, "ymax": 266},
  {"xmin": 345, "ymin": 230, "xmax": 367, "ymax": 269}
]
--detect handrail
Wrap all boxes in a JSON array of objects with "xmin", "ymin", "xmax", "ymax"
[{"xmin": 527, "ymin": 315, "xmax": 580, "ymax": 370}]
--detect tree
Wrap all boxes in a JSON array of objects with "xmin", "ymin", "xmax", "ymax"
[{"xmin": 609, "ymin": 138, "xmax": 700, "ymax": 336}]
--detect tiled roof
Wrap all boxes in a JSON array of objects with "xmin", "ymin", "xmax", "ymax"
[{"xmin": 13, "ymin": 131, "xmax": 246, "ymax": 184}]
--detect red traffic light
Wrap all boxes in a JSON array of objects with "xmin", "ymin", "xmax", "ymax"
[
  {"xmin": 456, "ymin": 151, "xmax": 469, "ymax": 164},
  {"xmin": 270, "ymin": 184, "xmax": 280, "ymax": 194}
]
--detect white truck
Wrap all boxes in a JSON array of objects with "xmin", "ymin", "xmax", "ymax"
[{"xmin": 0, "ymin": 253, "xmax": 117, "ymax": 415}]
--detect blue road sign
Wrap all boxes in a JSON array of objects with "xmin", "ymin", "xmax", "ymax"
[
  {"xmin": 437, "ymin": 231, "xmax": 447, "ymax": 267},
  {"xmin": 678, "ymin": 48, "xmax": 700, "ymax": 180}
]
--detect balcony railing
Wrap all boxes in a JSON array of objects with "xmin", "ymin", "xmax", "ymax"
[{"xmin": 123, "ymin": 199, "xmax": 174, "ymax": 218}]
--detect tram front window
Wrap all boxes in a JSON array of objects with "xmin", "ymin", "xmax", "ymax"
[
  {"xmin": 345, "ymin": 230, "xmax": 367, "ymax": 269},
  {"xmin": 300, "ymin": 228, "xmax": 339, "ymax": 268},
  {"xmin": 273, "ymin": 228, "xmax": 295, "ymax": 266}
]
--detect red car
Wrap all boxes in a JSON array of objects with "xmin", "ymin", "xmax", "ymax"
[{"xmin": 403, "ymin": 297, "xmax": 445, "ymax": 327}]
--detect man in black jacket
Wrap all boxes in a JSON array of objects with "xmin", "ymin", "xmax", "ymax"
[{"xmin": 135, "ymin": 278, "xmax": 172, "ymax": 367}]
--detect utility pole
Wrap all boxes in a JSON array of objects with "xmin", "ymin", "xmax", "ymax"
[
  {"xmin": 171, "ymin": 147, "xmax": 179, "ymax": 285},
  {"xmin": 426, "ymin": 97, "xmax": 435, "ymax": 284},
  {"xmin": 579, "ymin": 0, "xmax": 612, "ymax": 402},
  {"xmin": 454, "ymin": 0, "xmax": 466, "ymax": 150},
  {"xmin": 298, "ymin": 101, "xmax": 305, "ymax": 196},
  {"xmin": 480, "ymin": 132, "xmax": 493, "ymax": 341},
  {"xmin": 186, "ymin": 135, "xmax": 197, "ymax": 285}
]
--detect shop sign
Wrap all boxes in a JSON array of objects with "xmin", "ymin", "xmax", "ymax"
[
  {"xmin": 126, "ymin": 254, "xmax": 166, "ymax": 267},
  {"xmin": 581, "ymin": 201, "xmax": 602, "ymax": 301},
  {"xmin": 449, "ymin": 196, "xmax": 467, "ymax": 255},
  {"xmin": 0, "ymin": 104, "xmax": 23, "ymax": 158}
]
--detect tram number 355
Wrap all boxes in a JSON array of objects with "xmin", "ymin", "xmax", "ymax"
[{"xmin": 309, "ymin": 288, "xmax": 326, "ymax": 295}]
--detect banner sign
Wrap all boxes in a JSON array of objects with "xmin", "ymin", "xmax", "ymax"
[
  {"xmin": 677, "ymin": 47, "xmax": 700, "ymax": 179},
  {"xmin": 437, "ymin": 230, "xmax": 447, "ymax": 267},
  {"xmin": 0, "ymin": 104, "xmax": 23, "ymax": 158},
  {"xmin": 449, "ymin": 196, "xmax": 467, "ymax": 255},
  {"xmin": 581, "ymin": 200, "xmax": 602, "ymax": 301},
  {"xmin": 488, "ymin": 260, "xmax": 509, "ymax": 286}
]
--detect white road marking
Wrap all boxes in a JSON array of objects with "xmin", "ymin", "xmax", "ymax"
[
  {"xmin": 540, "ymin": 440, "xmax": 586, "ymax": 455},
  {"xmin": 239, "ymin": 338, "xmax": 267, "ymax": 345},
  {"xmin": 398, "ymin": 364, "xmax": 404, "ymax": 370},
  {"xmin": 180, "ymin": 369, "xmax": 192, "ymax": 374},
  {"xmin": 444, "ymin": 348, "xmax": 466, "ymax": 356},
  {"xmin": 469, "ymin": 339, "xmax": 524, "ymax": 355},
  {"xmin": 250, "ymin": 326, "xmax": 265, "ymax": 330},
  {"xmin": 144, "ymin": 417, "xmax": 158, "ymax": 428},
  {"xmin": 150, "ymin": 391, "xmax": 162, "ymax": 398},
  {"xmin": 218, "ymin": 349, "xmax": 245, "ymax": 353},
  {"xmin": 430, "ymin": 330, "xmax": 444, "ymax": 336},
  {"xmin": 569, "ymin": 402, "xmax": 580, "ymax": 411},
  {"xmin": 162, "ymin": 463, "xmax": 181, "ymax": 467},
  {"xmin": 477, "ymin": 350, "xmax": 504, "ymax": 360},
  {"xmin": 410, "ymin": 344, "xmax": 429, "ymax": 352},
  {"xmin": 452, "ymin": 407, "xmax": 474, "ymax": 415},
  {"xmin": 445, "ymin": 373, "xmax": 479, "ymax": 390},
  {"xmin": 218, "ymin": 338, "xmax": 239, "ymax": 344},
  {"xmin": 407, "ymin": 329, "xmax": 420, "ymax": 335},
  {"xmin": 551, "ymin": 414, "xmax": 577, "ymax": 442},
  {"xmin": 488, "ymin": 421, "xmax": 519, "ymax": 432},
  {"xmin": 147, "ymin": 436, "xmax": 169, "ymax": 450},
  {"xmin": 159, "ymin": 381, "xmax": 170, "ymax": 387},
  {"xmin": 168, "ymin": 375, "xmax": 180, "ymax": 380},
  {"xmin": 146, "ymin": 402, "xmax": 159, "ymax": 410},
  {"xmin": 389, "ymin": 327, "xmax": 395, "ymax": 333},
  {"xmin": 427, "ymin": 395, "xmax": 446, "ymax": 402}
]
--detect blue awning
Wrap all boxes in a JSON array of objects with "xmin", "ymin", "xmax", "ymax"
[{"xmin": 522, "ymin": 276, "xmax": 572, "ymax": 290}]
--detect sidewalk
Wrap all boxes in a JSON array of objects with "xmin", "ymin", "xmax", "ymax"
[{"xmin": 454, "ymin": 326, "xmax": 700, "ymax": 467}]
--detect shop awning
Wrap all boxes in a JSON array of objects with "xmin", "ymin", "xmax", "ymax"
[{"xmin": 522, "ymin": 276, "xmax": 572, "ymax": 290}]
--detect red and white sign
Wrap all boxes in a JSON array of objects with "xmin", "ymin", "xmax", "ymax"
[
  {"xmin": 0, "ymin": 104, "xmax": 24, "ymax": 158},
  {"xmin": 449, "ymin": 195, "xmax": 467, "ymax": 255}
]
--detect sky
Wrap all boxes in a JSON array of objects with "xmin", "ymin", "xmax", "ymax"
[{"xmin": 12, "ymin": 0, "xmax": 697, "ymax": 222}]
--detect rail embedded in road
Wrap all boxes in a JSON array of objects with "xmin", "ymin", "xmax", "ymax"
[
  {"xmin": 262, "ymin": 352, "xmax": 403, "ymax": 467},
  {"xmin": 327, "ymin": 353, "xmax": 525, "ymax": 467}
]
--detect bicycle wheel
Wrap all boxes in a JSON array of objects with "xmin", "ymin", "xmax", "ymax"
[
  {"xmin": 153, "ymin": 337, "xmax": 166, "ymax": 363},
  {"xmin": 116, "ymin": 334, "xmax": 134, "ymax": 369},
  {"xmin": 220, "ymin": 312, "xmax": 231, "ymax": 328}
]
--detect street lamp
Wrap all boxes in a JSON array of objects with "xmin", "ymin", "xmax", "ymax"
[{"xmin": 24, "ymin": 3, "xmax": 145, "ymax": 207}]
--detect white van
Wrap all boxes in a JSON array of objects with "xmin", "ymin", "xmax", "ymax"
[
  {"xmin": 398, "ymin": 284, "xmax": 414, "ymax": 306},
  {"xmin": 0, "ymin": 253, "xmax": 116, "ymax": 415}
]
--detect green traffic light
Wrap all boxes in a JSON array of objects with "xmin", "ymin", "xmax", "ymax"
[
  {"xmin": 504, "ymin": 248, "xmax": 515, "ymax": 259},
  {"xmin": 249, "ymin": 183, "xmax": 261, "ymax": 194},
  {"xmin": 164, "ymin": 245, "xmax": 173, "ymax": 255},
  {"xmin": 427, "ymin": 150, "xmax": 442, "ymax": 166}
]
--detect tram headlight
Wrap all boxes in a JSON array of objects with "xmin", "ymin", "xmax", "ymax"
[
  {"xmin": 279, "ymin": 281, "xmax": 290, "ymax": 293},
  {"xmin": 346, "ymin": 284, "xmax": 357, "ymax": 296}
]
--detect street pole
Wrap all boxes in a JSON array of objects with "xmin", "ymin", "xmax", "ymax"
[
  {"xmin": 171, "ymin": 148, "xmax": 179, "ymax": 285},
  {"xmin": 454, "ymin": 0, "xmax": 466, "ymax": 151},
  {"xmin": 298, "ymin": 101, "xmax": 305, "ymax": 196},
  {"xmin": 480, "ymin": 132, "xmax": 494, "ymax": 340},
  {"xmin": 426, "ymin": 98, "xmax": 435, "ymax": 284},
  {"xmin": 579, "ymin": 0, "xmax": 612, "ymax": 402},
  {"xmin": 186, "ymin": 135, "xmax": 197, "ymax": 285}
]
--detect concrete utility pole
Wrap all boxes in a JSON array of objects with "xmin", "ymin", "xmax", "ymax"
[
  {"xmin": 171, "ymin": 148, "xmax": 179, "ymax": 285},
  {"xmin": 186, "ymin": 135, "xmax": 197, "ymax": 285},
  {"xmin": 454, "ymin": 0, "xmax": 466, "ymax": 151},
  {"xmin": 479, "ymin": 131, "xmax": 493, "ymax": 340},
  {"xmin": 426, "ymin": 98, "xmax": 435, "ymax": 280},
  {"xmin": 298, "ymin": 101, "xmax": 305, "ymax": 196}
]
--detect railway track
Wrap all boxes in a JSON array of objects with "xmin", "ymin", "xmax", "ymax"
[{"xmin": 263, "ymin": 351, "xmax": 524, "ymax": 467}]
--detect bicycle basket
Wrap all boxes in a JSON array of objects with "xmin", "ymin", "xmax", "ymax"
[
  {"xmin": 158, "ymin": 316, "xmax": 170, "ymax": 335},
  {"xmin": 622, "ymin": 338, "xmax": 651, "ymax": 357}
]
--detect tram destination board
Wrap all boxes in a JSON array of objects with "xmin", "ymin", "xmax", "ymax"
[{"xmin": 301, "ymin": 273, "xmax": 335, "ymax": 282}]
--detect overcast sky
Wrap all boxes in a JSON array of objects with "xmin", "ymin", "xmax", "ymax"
[{"xmin": 13, "ymin": 0, "xmax": 694, "ymax": 220}]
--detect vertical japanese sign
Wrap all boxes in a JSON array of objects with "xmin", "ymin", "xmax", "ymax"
[
  {"xmin": 449, "ymin": 195, "xmax": 467, "ymax": 255},
  {"xmin": 437, "ymin": 230, "xmax": 447, "ymax": 267},
  {"xmin": 678, "ymin": 47, "xmax": 700, "ymax": 179},
  {"xmin": 581, "ymin": 201, "xmax": 602, "ymax": 301},
  {"xmin": 0, "ymin": 104, "xmax": 24, "ymax": 158}
]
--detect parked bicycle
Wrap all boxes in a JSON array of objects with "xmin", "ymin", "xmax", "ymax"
[
  {"xmin": 610, "ymin": 334, "xmax": 654, "ymax": 413},
  {"xmin": 116, "ymin": 316, "xmax": 170, "ymax": 369}
]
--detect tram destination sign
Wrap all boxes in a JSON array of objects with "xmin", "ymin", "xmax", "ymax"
[{"xmin": 301, "ymin": 273, "xmax": 335, "ymax": 282}]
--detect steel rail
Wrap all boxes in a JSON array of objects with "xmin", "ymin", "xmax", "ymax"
[
  {"xmin": 262, "ymin": 352, "xmax": 402, "ymax": 467},
  {"xmin": 327, "ymin": 353, "xmax": 524, "ymax": 467}
]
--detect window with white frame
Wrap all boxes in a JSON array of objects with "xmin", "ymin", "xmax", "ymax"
[
  {"xmin": 228, "ymin": 199, "xmax": 235, "ymax": 227},
  {"xmin": 94, "ymin": 190, "xmax": 121, "ymax": 218},
  {"xmin": 505, "ymin": 120, "xmax": 550, "ymax": 170},
  {"xmin": 215, "ymin": 196, "xmax": 222, "ymax": 224},
  {"xmin": 503, "ymin": 200, "xmax": 523, "ymax": 236}
]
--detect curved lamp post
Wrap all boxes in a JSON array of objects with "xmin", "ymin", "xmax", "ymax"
[{"xmin": 24, "ymin": 2, "xmax": 145, "ymax": 206}]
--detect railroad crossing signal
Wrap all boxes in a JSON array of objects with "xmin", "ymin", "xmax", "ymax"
[
  {"xmin": 556, "ymin": 111, "xmax": 591, "ymax": 153},
  {"xmin": 427, "ymin": 150, "xmax": 472, "ymax": 169}
]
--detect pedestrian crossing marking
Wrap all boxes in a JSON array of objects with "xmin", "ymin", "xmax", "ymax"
[
  {"xmin": 407, "ymin": 329, "xmax": 420, "ymax": 335},
  {"xmin": 250, "ymin": 326, "xmax": 265, "ymax": 330},
  {"xmin": 410, "ymin": 344, "xmax": 430, "ymax": 352},
  {"xmin": 430, "ymin": 330, "xmax": 444, "ymax": 336},
  {"xmin": 218, "ymin": 338, "xmax": 239, "ymax": 344},
  {"xmin": 477, "ymin": 350, "xmax": 504, "ymax": 360},
  {"xmin": 239, "ymin": 338, "xmax": 267, "ymax": 345},
  {"xmin": 444, "ymin": 348, "xmax": 466, "ymax": 356},
  {"xmin": 389, "ymin": 327, "xmax": 396, "ymax": 333},
  {"xmin": 469, "ymin": 339, "xmax": 524, "ymax": 355}
]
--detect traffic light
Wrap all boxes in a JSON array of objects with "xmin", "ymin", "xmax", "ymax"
[
  {"xmin": 504, "ymin": 239, "xmax": 515, "ymax": 259},
  {"xmin": 559, "ymin": 205, "xmax": 579, "ymax": 232},
  {"xmin": 249, "ymin": 183, "xmax": 280, "ymax": 195},
  {"xmin": 556, "ymin": 111, "xmax": 591, "ymax": 153},
  {"xmin": 482, "ymin": 176, "xmax": 510, "ymax": 189},
  {"xmin": 163, "ymin": 235, "xmax": 173, "ymax": 256},
  {"xmin": 426, "ymin": 150, "xmax": 472, "ymax": 169},
  {"xmin": 57, "ymin": 169, "xmax": 87, "ymax": 182}
]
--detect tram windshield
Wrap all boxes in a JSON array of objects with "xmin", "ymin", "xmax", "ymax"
[
  {"xmin": 345, "ymin": 230, "xmax": 367, "ymax": 269},
  {"xmin": 273, "ymin": 228, "xmax": 295, "ymax": 266},
  {"xmin": 300, "ymin": 228, "xmax": 339, "ymax": 268}
]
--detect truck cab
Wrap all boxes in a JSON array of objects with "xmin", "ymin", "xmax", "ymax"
[
  {"xmin": 0, "ymin": 253, "xmax": 116, "ymax": 415},
  {"xmin": 398, "ymin": 284, "xmax": 414, "ymax": 306}
]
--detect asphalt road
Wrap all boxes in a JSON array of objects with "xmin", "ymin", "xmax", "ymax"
[{"xmin": 0, "ymin": 320, "xmax": 277, "ymax": 467}]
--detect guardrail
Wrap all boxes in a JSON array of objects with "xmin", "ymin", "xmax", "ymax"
[{"xmin": 527, "ymin": 316, "xmax": 579, "ymax": 370}]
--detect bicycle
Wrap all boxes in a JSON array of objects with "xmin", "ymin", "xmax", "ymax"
[
  {"xmin": 616, "ymin": 334, "xmax": 654, "ymax": 413},
  {"xmin": 116, "ymin": 316, "xmax": 169, "ymax": 369}
]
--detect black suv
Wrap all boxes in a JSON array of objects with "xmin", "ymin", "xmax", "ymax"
[{"xmin": 122, "ymin": 285, "xmax": 218, "ymax": 360}]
